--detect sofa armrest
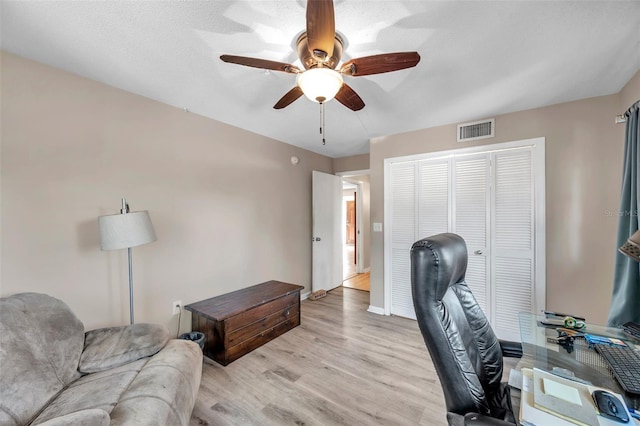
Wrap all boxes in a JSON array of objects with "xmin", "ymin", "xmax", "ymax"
[
  {"xmin": 34, "ymin": 409, "xmax": 110, "ymax": 426},
  {"xmin": 498, "ymin": 340, "xmax": 523, "ymax": 359},
  {"xmin": 109, "ymin": 339, "xmax": 203, "ymax": 426},
  {"xmin": 78, "ymin": 323, "xmax": 169, "ymax": 374}
]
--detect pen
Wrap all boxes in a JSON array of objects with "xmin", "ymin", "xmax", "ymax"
[
  {"xmin": 543, "ymin": 310, "xmax": 586, "ymax": 321},
  {"xmin": 629, "ymin": 407, "xmax": 640, "ymax": 421}
]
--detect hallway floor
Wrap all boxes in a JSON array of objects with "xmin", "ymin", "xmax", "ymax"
[{"xmin": 343, "ymin": 272, "xmax": 370, "ymax": 292}]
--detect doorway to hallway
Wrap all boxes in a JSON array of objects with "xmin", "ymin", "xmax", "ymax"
[
  {"xmin": 340, "ymin": 175, "xmax": 370, "ymax": 292},
  {"xmin": 342, "ymin": 181, "xmax": 357, "ymax": 281}
]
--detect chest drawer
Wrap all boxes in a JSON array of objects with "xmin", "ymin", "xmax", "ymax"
[
  {"xmin": 226, "ymin": 302, "xmax": 299, "ymax": 347},
  {"xmin": 224, "ymin": 292, "xmax": 298, "ymax": 333}
]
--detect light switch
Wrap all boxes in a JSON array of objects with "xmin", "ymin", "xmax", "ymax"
[{"xmin": 373, "ymin": 222, "xmax": 383, "ymax": 232}]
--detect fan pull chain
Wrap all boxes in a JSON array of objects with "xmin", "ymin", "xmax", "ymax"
[{"xmin": 319, "ymin": 102, "xmax": 326, "ymax": 145}]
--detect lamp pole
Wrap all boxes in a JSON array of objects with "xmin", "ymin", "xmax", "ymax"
[
  {"xmin": 119, "ymin": 198, "xmax": 136, "ymax": 325},
  {"xmin": 128, "ymin": 246, "xmax": 134, "ymax": 324}
]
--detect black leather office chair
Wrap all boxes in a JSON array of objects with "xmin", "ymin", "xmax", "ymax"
[{"xmin": 411, "ymin": 233, "xmax": 523, "ymax": 426}]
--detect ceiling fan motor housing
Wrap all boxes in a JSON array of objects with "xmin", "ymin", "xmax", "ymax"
[{"xmin": 297, "ymin": 32, "xmax": 343, "ymax": 70}]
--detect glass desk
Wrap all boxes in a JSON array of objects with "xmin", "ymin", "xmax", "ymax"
[{"xmin": 516, "ymin": 312, "xmax": 640, "ymax": 412}]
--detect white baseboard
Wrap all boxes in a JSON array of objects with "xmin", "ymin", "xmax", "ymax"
[
  {"xmin": 301, "ymin": 291, "xmax": 311, "ymax": 301},
  {"xmin": 363, "ymin": 267, "xmax": 371, "ymax": 273},
  {"xmin": 367, "ymin": 305, "xmax": 385, "ymax": 315}
]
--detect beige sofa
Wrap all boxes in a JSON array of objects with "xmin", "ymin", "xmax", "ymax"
[{"xmin": 0, "ymin": 293, "xmax": 203, "ymax": 425}]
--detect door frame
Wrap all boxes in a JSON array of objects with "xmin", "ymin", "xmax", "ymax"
[{"xmin": 383, "ymin": 137, "xmax": 546, "ymax": 317}]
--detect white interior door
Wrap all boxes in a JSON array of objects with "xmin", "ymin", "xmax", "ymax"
[{"xmin": 312, "ymin": 171, "xmax": 343, "ymax": 292}]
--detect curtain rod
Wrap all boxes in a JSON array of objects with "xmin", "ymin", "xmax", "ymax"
[{"xmin": 615, "ymin": 114, "xmax": 627, "ymax": 124}]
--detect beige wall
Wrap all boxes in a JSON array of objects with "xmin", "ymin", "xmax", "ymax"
[
  {"xmin": 621, "ymin": 69, "xmax": 640, "ymax": 111},
  {"xmin": 0, "ymin": 52, "xmax": 333, "ymax": 331},
  {"xmin": 370, "ymin": 79, "xmax": 639, "ymax": 324},
  {"xmin": 333, "ymin": 153, "xmax": 369, "ymax": 173}
]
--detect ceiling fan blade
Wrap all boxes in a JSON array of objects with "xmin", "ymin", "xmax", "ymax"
[
  {"xmin": 220, "ymin": 55, "xmax": 300, "ymax": 74},
  {"xmin": 274, "ymin": 87, "xmax": 304, "ymax": 109},
  {"xmin": 306, "ymin": 0, "xmax": 335, "ymax": 60},
  {"xmin": 335, "ymin": 83, "xmax": 365, "ymax": 111},
  {"xmin": 340, "ymin": 52, "xmax": 420, "ymax": 76}
]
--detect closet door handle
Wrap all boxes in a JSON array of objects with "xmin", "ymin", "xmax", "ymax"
[{"xmin": 474, "ymin": 250, "xmax": 483, "ymax": 255}]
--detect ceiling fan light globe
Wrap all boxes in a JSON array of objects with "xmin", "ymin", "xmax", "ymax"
[{"xmin": 297, "ymin": 68, "xmax": 343, "ymax": 103}]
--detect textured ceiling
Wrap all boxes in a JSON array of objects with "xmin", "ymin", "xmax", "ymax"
[{"xmin": 2, "ymin": 1, "xmax": 639, "ymax": 158}]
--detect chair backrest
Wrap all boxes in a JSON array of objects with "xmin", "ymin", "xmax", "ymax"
[{"xmin": 411, "ymin": 233, "xmax": 504, "ymax": 418}]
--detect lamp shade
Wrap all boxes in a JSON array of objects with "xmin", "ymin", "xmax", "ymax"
[
  {"xmin": 297, "ymin": 68, "xmax": 343, "ymax": 103},
  {"xmin": 99, "ymin": 211, "xmax": 157, "ymax": 251},
  {"xmin": 619, "ymin": 229, "xmax": 640, "ymax": 262}
]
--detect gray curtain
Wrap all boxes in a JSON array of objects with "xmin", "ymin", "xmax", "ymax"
[{"xmin": 608, "ymin": 100, "xmax": 640, "ymax": 327}]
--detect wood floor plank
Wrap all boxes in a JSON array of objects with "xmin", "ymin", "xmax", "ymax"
[{"xmin": 190, "ymin": 287, "xmax": 448, "ymax": 426}]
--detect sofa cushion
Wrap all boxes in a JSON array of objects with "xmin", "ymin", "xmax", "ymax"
[
  {"xmin": 31, "ymin": 358, "xmax": 149, "ymax": 425},
  {"xmin": 0, "ymin": 293, "xmax": 84, "ymax": 426},
  {"xmin": 79, "ymin": 323, "xmax": 169, "ymax": 374}
]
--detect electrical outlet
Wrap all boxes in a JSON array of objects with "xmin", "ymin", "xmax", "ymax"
[{"xmin": 172, "ymin": 300, "xmax": 182, "ymax": 315}]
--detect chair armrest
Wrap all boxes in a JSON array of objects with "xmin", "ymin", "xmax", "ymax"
[
  {"xmin": 499, "ymin": 339, "xmax": 523, "ymax": 358},
  {"xmin": 79, "ymin": 323, "xmax": 169, "ymax": 373},
  {"xmin": 447, "ymin": 412, "xmax": 516, "ymax": 426},
  {"xmin": 463, "ymin": 413, "xmax": 516, "ymax": 425}
]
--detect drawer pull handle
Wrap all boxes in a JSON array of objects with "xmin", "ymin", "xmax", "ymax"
[{"xmin": 285, "ymin": 309, "xmax": 290, "ymax": 316}]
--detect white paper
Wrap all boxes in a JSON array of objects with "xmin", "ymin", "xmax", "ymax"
[{"xmin": 542, "ymin": 377, "xmax": 582, "ymax": 405}]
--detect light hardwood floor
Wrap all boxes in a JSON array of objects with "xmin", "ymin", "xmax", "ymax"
[
  {"xmin": 342, "ymin": 272, "xmax": 370, "ymax": 292},
  {"xmin": 190, "ymin": 287, "xmax": 448, "ymax": 426}
]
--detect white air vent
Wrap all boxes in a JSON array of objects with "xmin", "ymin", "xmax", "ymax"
[{"xmin": 457, "ymin": 118, "xmax": 495, "ymax": 142}]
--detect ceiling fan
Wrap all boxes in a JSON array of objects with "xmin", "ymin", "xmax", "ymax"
[{"xmin": 220, "ymin": 0, "xmax": 420, "ymax": 111}]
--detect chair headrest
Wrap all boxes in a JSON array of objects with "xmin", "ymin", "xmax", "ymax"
[{"xmin": 411, "ymin": 233, "xmax": 468, "ymax": 300}]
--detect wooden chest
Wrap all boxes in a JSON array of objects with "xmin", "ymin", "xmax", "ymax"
[{"xmin": 184, "ymin": 281, "xmax": 304, "ymax": 366}]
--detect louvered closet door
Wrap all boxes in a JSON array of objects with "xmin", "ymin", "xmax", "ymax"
[
  {"xmin": 453, "ymin": 154, "xmax": 490, "ymax": 316},
  {"xmin": 389, "ymin": 162, "xmax": 417, "ymax": 319},
  {"xmin": 491, "ymin": 148, "xmax": 535, "ymax": 341},
  {"xmin": 387, "ymin": 142, "xmax": 542, "ymax": 335},
  {"xmin": 389, "ymin": 159, "xmax": 450, "ymax": 319},
  {"xmin": 417, "ymin": 159, "xmax": 450, "ymax": 240}
]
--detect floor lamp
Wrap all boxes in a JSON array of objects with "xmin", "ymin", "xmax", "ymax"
[{"xmin": 99, "ymin": 198, "xmax": 157, "ymax": 324}]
